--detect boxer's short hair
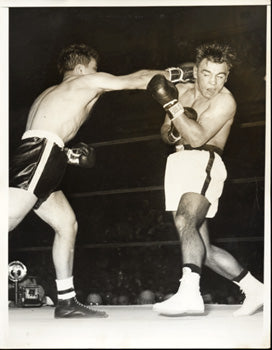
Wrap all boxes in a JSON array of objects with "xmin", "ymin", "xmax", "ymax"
[
  {"xmin": 195, "ymin": 42, "xmax": 237, "ymax": 70},
  {"xmin": 57, "ymin": 43, "xmax": 100, "ymax": 75}
]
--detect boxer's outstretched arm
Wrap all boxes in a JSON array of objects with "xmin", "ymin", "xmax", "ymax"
[{"xmin": 83, "ymin": 70, "xmax": 170, "ymax": 92}]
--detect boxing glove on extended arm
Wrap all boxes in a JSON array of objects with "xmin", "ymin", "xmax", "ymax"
[
  {"xmin": 65, "ymin": 142, "xmax": 96, "ymax": 168},
  {"xmin": 166, "ymin": 62, "xmax": 195, "ymax": 84},
  {"xmin": 147, "ymin": 74, "xmax": 185, "ymax": 120}
]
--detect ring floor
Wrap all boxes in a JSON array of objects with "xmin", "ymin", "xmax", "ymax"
[{"xmin": 4, "ymin": 304, "xmax": 269, "ymax": 348}]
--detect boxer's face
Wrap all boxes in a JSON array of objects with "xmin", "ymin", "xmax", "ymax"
[{"xmin": 195, "ymin": 58, "xmax": 229, "ymax": 99}]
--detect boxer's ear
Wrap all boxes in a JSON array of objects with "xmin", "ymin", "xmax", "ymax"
[
  {"xmin": 193, "ymin": 65, "xmax": 197, "ymax": 79},
  {"xmin": 74, "ymin": 64, "xmax": 85, "ymax": 75}
]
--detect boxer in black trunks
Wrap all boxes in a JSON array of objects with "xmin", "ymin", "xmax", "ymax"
[
  {"xmin": 9, "ymin": 43, "xmax": 180, "ymax": 318},
  {"xmin": 147, "ymin": 42, "xmax": 264, "ymax": 317}
]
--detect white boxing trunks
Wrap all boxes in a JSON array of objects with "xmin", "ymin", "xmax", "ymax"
[
  {"xmin": 9, "ymin": 130, "xmax": 67, "ymax": 208},
  {"xmin": 164, "ymin": 144, "xmax": 227, "ymax": 218}
]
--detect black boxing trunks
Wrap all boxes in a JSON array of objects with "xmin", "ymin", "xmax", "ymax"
[{"xmin": 9, "ymin": 130, "xmax": 68, "ymax": 209}]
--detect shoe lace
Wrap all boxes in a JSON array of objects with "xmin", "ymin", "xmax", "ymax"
[
  {"xmin": 237, "ymin": 289, "xmax": 246, "ymax": 304},
  {"xmin": 73, "ymin": 297, "xmax": 94, "ymax": 310}
]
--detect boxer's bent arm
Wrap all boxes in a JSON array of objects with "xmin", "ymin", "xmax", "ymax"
[
  {"xmin": 84, "ymin": 71, "xmax": 170, "ymax": 91},
  {"xmin": 161, "ymin": 114, "xmax": 174, "ymax": 144},
  {"xmin": 172, "ymin": 93, "xmax": 236, "ymax": 147}
]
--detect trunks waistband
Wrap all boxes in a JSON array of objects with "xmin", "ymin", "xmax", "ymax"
[
  {"xmin": 183, "ymin": 144, "xmax": 223, "ymax": 156},
  {"xmin": 22, "ymin": 130, "xmax": 64, "ymax": 148}
]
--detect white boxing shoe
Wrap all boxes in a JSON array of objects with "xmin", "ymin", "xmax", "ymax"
[
  {"xmin": 153, "ymin": 268, "xmax": 205, "ymax": 316},
  {"xmin": 233, "ymin": 272, "xmax": 264, "ymax": 317}
]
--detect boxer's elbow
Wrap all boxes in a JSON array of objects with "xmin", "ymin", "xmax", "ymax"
[
  {"xmin": 186, "ymin": 129, "xmax": 207, "ymax": 147},
  {"xmin": 189, "ymin": 137, "xmax": 205, "ymax": 148},
  {"xmin": 187, "ymin": 139, "xmax": 202, "ymax": 148},
  {"xmin": 125, "ymin": 70, "xmax": 155, "ymax": 90},
  {"xmin": 160, "ymin": 125, "xmax": 172, "ymax": 145}
]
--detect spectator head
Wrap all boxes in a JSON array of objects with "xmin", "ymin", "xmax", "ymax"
[
  {"xmin": 138, "ymin": 290, "xmax": 155, "ymax": 304},
  {"xmin": 86, "ymin": 293, "xmax": 103, "ymax": 305},
  {"xmin": 203, "ymin": 293, "xmax": 213, "ymax": 304},
  {"xmin": 155, "ymin": 291, "xmax": 164, "ymax": 302},
  {"xmin": 104, "ymin": 291, "xmax": 114, "ymax": 305},
  {"xmin": 118, "ymin": 295, "xmax": 129, "ymax": 305}
]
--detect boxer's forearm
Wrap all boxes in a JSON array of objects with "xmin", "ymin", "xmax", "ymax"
[{"xmin": 122, "ymin": 70, "xmax": 170, "ymax": 90}]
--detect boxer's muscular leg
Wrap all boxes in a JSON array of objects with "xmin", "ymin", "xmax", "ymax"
[
  {"xmin": 200, "ymin": 220, "xmax": 244, "ymax": 279},
  {"xmin": 34, "ymin": 190, "xmax": 78, "ymax": 279},
  {"xmin": 200, "ymin": 220, "xmax": 264, "ymax": 316},
  {"xmin": 174, "ymin": 192, "xmax": 209, "ymax": 267},
  {"xmin": 153, "ymin": 192, "xmax": 209, "ymax": 315},
  {"xmin": 34, "ymin": 191, "xmax": 107, "ymax": 318},
  {"xmin": 9, "ymin": 187, "xmax": 38, "ymax": 231}
]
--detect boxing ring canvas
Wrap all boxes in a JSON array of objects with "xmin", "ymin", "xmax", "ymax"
[
  {"xmin": 1, "ymin": 0, "xmax": 271, "ymax": 348},
  {"xmin": 7, "ymin": 305, "xmax": 267, "ymax": 348}
]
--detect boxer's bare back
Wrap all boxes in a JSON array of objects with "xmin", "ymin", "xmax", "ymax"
[{"xmin": 26, "ymin": 59, "xmax": 168, "ymax": 144}]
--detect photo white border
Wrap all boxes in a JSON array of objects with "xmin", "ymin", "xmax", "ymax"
[{"xmin": 1, "ymin": 1, "xmax": 270, "ymax": 347}]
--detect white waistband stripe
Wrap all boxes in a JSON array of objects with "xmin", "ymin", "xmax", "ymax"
[
  {"xmin": 28, "ymin": 140, "xmax": 53, "ymax": 193},
  {"xmin": 22, "ymin": 130, "xmax": 64, "ymax": 148}
]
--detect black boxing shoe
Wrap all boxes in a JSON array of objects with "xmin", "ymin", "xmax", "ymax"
[{"xmin": 54, "ymin": 297, "xmax": 108, "ymax": 318}]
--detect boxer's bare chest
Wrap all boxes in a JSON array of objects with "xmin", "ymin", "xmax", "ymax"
[{"xmin": 180, "ymin": 89, "xmax": 210, "ymax": 120}]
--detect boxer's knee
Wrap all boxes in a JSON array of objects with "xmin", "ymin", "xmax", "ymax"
[
  {"xmin": 174, "ymin": 213, "xmax": 187, "ymax": 234},
  {"xmin": 55, "ymin": 213, "xmax": 78, "ymax": 240},
  {"xmin": 66, "ymin": 216, "xmax": 78, "ymax": 237},
  {"xmin": 174, "ymin": 212, "xmax": 197, "ymax": 238},
  {"xmin": 65, "ymin": 215, "xmax": 78, "ymax": 236},
  {"xmin": 9, "ymin": 188, "xmax": 37, "ymax": 231}
]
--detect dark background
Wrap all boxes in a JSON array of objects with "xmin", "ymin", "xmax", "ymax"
[{"xmin": 9, "ymin": 6, "xmax": 266, "ymax": 304}]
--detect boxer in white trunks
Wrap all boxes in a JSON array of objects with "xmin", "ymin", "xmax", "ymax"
[{"xmin": 147, "ymin": 42, "xmax": 264, "ymax": 317}]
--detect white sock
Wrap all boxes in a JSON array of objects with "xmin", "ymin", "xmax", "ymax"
[{"xmin": 55, "ymin": 276, "xmax": 76, "ymax": 300}]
